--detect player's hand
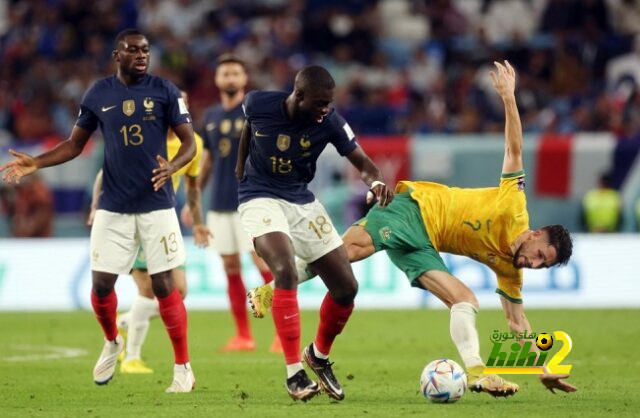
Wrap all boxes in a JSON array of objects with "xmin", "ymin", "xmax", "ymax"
[
  {"xmin": 0, "ymin": 149, "xmax": 38, "ymax": 184},
  {"xmin": 489, "ymin": 60, "xmax": 516, "ymax": 101},
  {"xmin": 151, "ymin": 155, "xmax": 175, "ymax": 191},
  {"xmin": 192, "ymin": 223, "xmax": 212, "ymax": 248},
  {"xmin": 367, "ymin": 181, "xmax": 394, "ymax": 208},
  {"xmin": 87, "ymin": 207, "xmax": 97, "ymax": 226},
  {"xmin": 180, "ymin": 205, "xmax": 194, "ymax": 228},
  {"xmin": 538, "ymin": 373, "xmax": 577, "ymax": 394}
]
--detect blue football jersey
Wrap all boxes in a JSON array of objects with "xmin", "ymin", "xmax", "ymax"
[
  {"xmin": 201, "ymin": 103, "xmax": 244, "ymax": 211},
  {"xmin": 76, "ymin": 75, "xmax": 191, "ymax": 213},
  {"xmin": 238, "ymin": 91, "xmax": 358, "ymax": 204}
]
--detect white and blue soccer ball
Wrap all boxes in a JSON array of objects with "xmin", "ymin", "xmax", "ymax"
[{"xmin": 420, "ymin": 358, "xmax": 467, "ymax": 403}]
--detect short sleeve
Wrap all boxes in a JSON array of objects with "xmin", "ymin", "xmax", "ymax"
[
  {"xmin": 495, "ymin": 271, "xmax": 523, "ymax": 304},
  {"xmin": 165, "ymin": 81, "xmax": 191, "ymax": 127},
  {"xmin": 186, "ymin": 133, "xmax": 203, "ymax": 178},
  {"xmin": 242, "ymin": 91, "xmax": 257, "ymax": 122},
  {"xmin": 499, "ymin": 171, "xmax": 526, "ymax": 193},
  {"xmin": 201, "ymin": 111, "xmax": 216, "ymax": 152},
  {"xmin": 328, "ymin": 111, "xmax": 358, "ymax": 156},
  {"xmin": 75, "ymin": 84, "xmax": 99, "ymax": 132}
]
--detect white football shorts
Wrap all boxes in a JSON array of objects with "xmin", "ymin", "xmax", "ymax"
[
  {"xmin": 238, "ymin": 198, "xmax": 343, "ymax": 263},
  {"xmin": 90, "ymin": 208, "xmax": 186, "ymax": 275},
  {"xmin": 206, "ymin": 210, "xmax": 253, "ymax": 255}
]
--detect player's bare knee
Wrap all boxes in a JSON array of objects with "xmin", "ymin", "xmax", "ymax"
[
  {"xmin": 91, "ymin": 272, "xmax": 117, "ymax": 296},
  {"xmin": 451, "ymin": 291, "xmax": 478, "ymax": 310},
  {"xmin": 222, "ymin": 254, "xmax": 241, "ymax": 274},
  {"xmin": 330, "ymin": 276, "xmax": 358, "ymax": 304},
  {"xmin": 137, "ymin": 279, "xmax": 154, "ymax": 298},
  {"xmin": 270, "ymin": 260, "xmax": 298, "ymax": 289},
  {"xmin": 150, "ymin": 271, "xmax": 173, "ymax": 298}
]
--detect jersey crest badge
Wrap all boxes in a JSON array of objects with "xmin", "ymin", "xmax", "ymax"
[
  {"xmin": 300, "ymin": 134, "xmax": 311, "ymax": 149},
  {"xmin": 219, "ymin": 138, "xmax": 231, "ymax": 157},
  {"xmin": 220, "ymin": 119, "xmax": 231, "ymax": 134},
  {"xmin": 234, "ymin": 117, "xmax": 244, "ymax": 133},
  {"xmin": 143, "ymin": 98, "xmax": 155, "ymax": 120},
  {"xmin": 378, "ymin": 226, "xmax": 392, "ymax": 242},
  {"xmin": 122, "ymin": 100, "xmax": 135, "ymax": 116},
  {"xmin": 143, "ymin": 97, "xmax": 154, "ymax": 112},
  {"xmin": 277, "ymin": 134, "xmax": 291, "ymax": 151}
]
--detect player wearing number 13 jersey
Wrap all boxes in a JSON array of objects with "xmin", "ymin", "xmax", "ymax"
[
  {"xmin": 0, "ymin": 29, "xmax": 196, "ymax": 393},
  {"xmin": 235, "ymin": 65, "xmax": 394, "ymax": 401}
]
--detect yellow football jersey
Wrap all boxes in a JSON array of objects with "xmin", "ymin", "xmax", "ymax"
[
  {"xmin": 166, "ymin": 131, "xmax": 203, "ymax": 192},
  {"xmin": 396, "ymin": 171, "xmax": 529, "ymax": 303}
]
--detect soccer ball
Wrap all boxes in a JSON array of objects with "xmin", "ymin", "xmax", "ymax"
[
  {"xmin": 536, "ymin": 333, "xmax": 554, "ymax": 351},
  {"xmin": 420, "ymin": 359, "xmax": 467, "ymax": 403}
]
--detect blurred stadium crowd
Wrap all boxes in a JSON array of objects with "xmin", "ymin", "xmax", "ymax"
[{"xmin": 2, "ymin": 0, "xmax": 640, "ymax": 145}]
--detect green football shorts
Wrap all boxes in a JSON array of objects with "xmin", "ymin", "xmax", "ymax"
[{"xmin": 357, "ymin": 192, "xmax": 449, "ymax": 288}]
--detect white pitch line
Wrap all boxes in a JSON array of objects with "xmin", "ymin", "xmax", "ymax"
[{"xmin": 4, "ymin": 344, "xmax": 88, "ymax": 362}]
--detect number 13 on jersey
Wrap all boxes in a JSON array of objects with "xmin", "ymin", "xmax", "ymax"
[{"xmin": 120, "ymin": 124, "xmax": 144, "ymax": 146}]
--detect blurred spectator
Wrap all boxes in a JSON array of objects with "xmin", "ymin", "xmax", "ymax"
[
  {"xmin": 581, "ymin": 173, "xmax": 622, "ymax": 232},
  {"xmin": 605, "ymin": 0, "xmax": 640, "ymax": 35},
  {"xmin": 607, "ymin": 34, "xmax": 640, "ymax": 89},
  {"xmin": 0, "ymin": 174, "xmax": 53, "ymax": 237},
  {"xmin": 1, "ymin": 0, "xmax": 640, "ymax": 144}
]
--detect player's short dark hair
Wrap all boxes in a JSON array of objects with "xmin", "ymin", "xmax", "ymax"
[
  {"xmin": 542, "ymin": 224, "xmax": 573, "ymax": 266},
  {"xmin": 295, "ymin": 65, "xmax": 335, "ymax": 91},
  {"xmin": 217, "ymin": 54, "xmax": 246, "ymax": 71},
  {"xmin": 113, "ymin": 28, "xmax": 145, "ymax": 49}
]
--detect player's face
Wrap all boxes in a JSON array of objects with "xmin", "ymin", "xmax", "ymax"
[
  {"xmin": 215, "ymin": 63, "xmax": 247, "ymax": 96},
  {"xmin": 297, "ymin": 88, "xmax": 333, "ymax": 123},
  {"xmin": 512, "ymin": 231, "xmax": 558, "ymax": 269},
  {"xmin": 115, "ymin": 35, "xmax": 150, "ymax": 77}
]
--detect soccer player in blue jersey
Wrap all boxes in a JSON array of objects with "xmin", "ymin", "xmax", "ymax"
[
  {"xmin": 235, "ymin": 65, "xmax": 394, "ymax": 401},
  {"xmin": 0, "ymin": 29, "xmax": 196, "ymax": 393},
  {"xmin": 199, "ymin": 54, "xmax": 280, "ymax": 353}
]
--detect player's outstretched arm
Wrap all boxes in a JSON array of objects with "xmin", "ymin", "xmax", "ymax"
[
  {"xmin": 152, "ymin": 123, "xmax": 196, "ymax": 191},
  {"xmin": 184, "ymin": 175, "xmax": 211, "ymax": 248},
  {"xmin": 1, "ymin": 125, "xmax": 92, "ymax": 184},
  {"xmin": 490, "ymin": 61, "xmax": 523, "ymax": 174},
  {"xmin": 346, "ymin": 147, "xmax": 394, "ymax": 207},
  {"xmin": 197, "ymin": 149, "xmax": 213, "ymax": 190},
  {"xmin": 235, "ymin": 120, "xmax": 250, "ymax": 180},
  {"xmin": 499, "ymin": 296, "xmax": 578, "ymax": 394},
  {"xmin": 87, "ymin": 169, "xmax": 103, "ymax": 226}
]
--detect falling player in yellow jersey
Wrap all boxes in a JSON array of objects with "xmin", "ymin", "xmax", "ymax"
[
  {"xmin": 88, "ymin": 91, "xmax": 210, "ymax": 376},
  {"xmin": 248, "ymin": 61, "xmax": 577, "ymax": 397}
]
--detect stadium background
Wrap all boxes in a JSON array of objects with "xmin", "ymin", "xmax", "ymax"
[
  {"xmin": 1, "ymin": 1, "xmax": 640, "ymax": 417},
  {"xmin": 1, "ymin": 0, "xmax": 640, "ymax": 311}
]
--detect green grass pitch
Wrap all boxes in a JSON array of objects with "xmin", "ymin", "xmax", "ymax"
[{"xmin": 1, "ymin": 309, "xmax": 638, "ymax": 417}]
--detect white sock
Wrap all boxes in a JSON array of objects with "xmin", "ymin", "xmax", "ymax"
[
  {"xmin": 125, "ymin": 295, "xmax": 159, "ymax": 361},
  {"xmin": 313, "ymin": 343, "xmax": 329, "ymax": 359},
  {"xmin": 450, "ymin": 302, "xmax": 484, "ymax": 369},
  {"xmin": 117, "ymin": 311, "xmax": 131, "ymax": 331},
  {"xmin": 286, "ymin": 362, "xmax": 304, "ymax": 379}
]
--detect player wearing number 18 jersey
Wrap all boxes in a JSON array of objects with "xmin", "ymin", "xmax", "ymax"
[
  {"xmin": 236, "ymin": 65, "xmax": 393, "ymax": 401},
  {"xmin": 0, "ymin": 29, "xmax": 196, "ymax": 392},
  {"xmin": 250, "ymin": 61, "xmax": 577, "ymax": 398}
]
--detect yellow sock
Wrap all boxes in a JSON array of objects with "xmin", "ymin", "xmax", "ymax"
[{"xmin": 467, "ymin": 365, "xmax": 485, "ymax": 383}]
